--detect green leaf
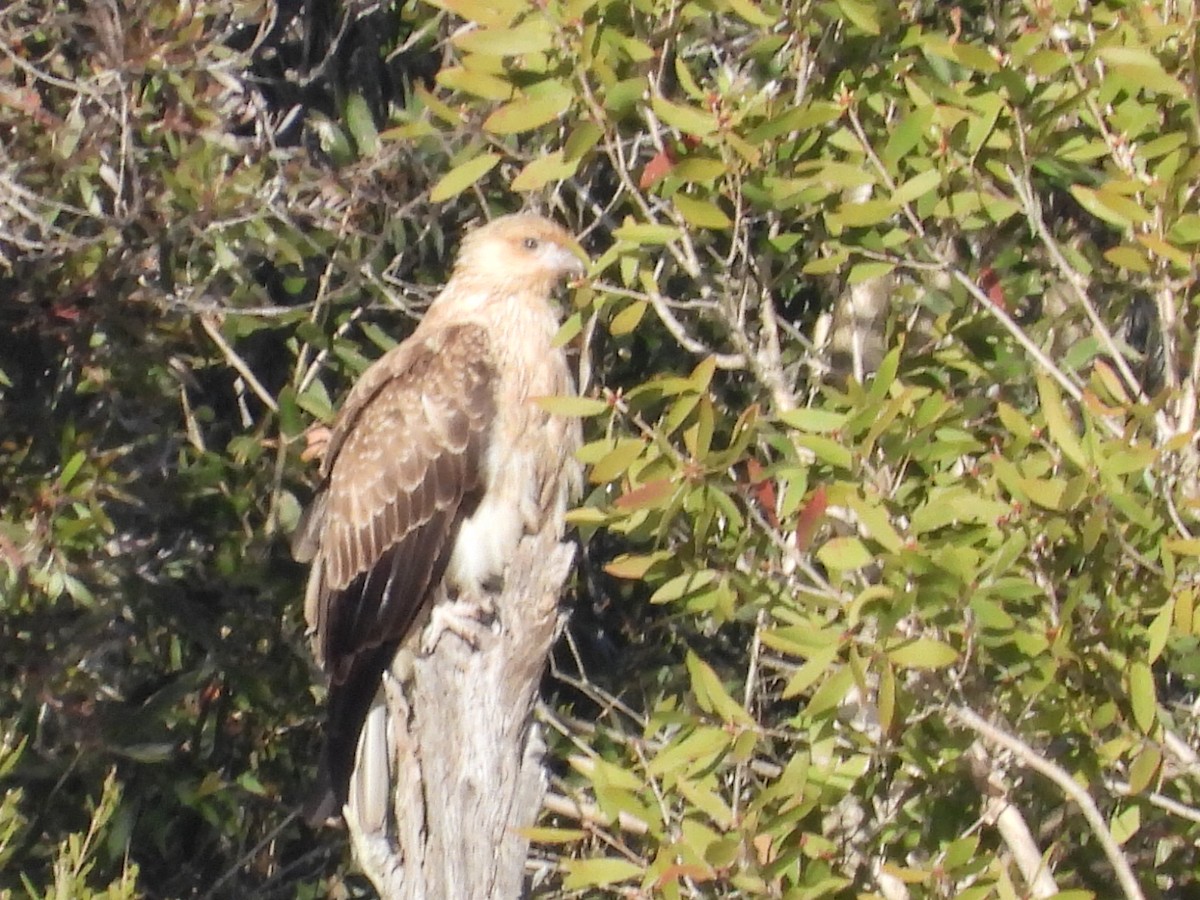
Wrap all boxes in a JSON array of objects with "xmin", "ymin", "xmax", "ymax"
[
  {"xmin": 1036, "ymin": 373, "xmax": 1088, "ymax": 470},
  {"xmin": 511, "ymin": 151, "xmax": 579, "ymax": 191},
  {"xmin": 877, "ymin": 658, "xmax": 896, "ymax": 733},
  {"xmin": 1104, "ymin": 245, "xmax": 1150, "ymax": 273},
  {"xmin": 673, "ymin": 194, "xmax": 732, "ymax": 229},
  {"xmin": 1129, "ymin": 661, "xmax": 1157, "ymax": 733},
  {"xmin": 816, "ymin": 536, "xmax": 872, "ymax": 572},
  {"xmin": 687, "ymin": 651, "xmax": 754, "ymax": 725},
  {"xmin": 590, "ymin": 438, "xmax": 645, "ymax": 483},
  {"xmin": 846, "ymin": 494, "xmax": 904, "ymax": 553},
  {"xmin": 892, "ymin": 169, "xmax": 941, "ymax": 205},
  {"xmin": 613, "ymin": 223, "xmax": 681, "ymax": 244},
  {"xmin": 343, "ymin": 92, "xmax": 379, "ymax": 156},
  {"xmin": 778, "ymin": 408, "xmax": 847, "ymax": 433},
  {"xmin": 882, "ymin": 106, "xmax": 934, "ymax": 169},
  {"xmin": 886, "ymin": 637, "xmax": 959, "ymax": 670},
  {"xmin": 453, "ymin": 19, "xmax": 554, "ymax": 56},
  {"xmin": 1069, "ymin": 185, "xmax": 1150, "ymax": 230},
  {"xmin": 794, "ymin": 434, "xmax": 853, "ymax": 468},
  {"xmin": 425, "ymin": 0, "xmax": 523, "ymax": 25},
  {"xmin": 1110, "ymin": 804, "xmax": 1141, "ymax": 846},
  {"xmin": 951, "ymin": 42, "xmax": 1000, "ymax": 74},
  {"xmin": 562, "ymin": 857, "xmax": 644, "ymax": 889},
  {"xmin": 651, "ymin": 96, "xmax": 718, "ymax": 137},
  {"xmin": 673, "ymin": 156, "xmax": 729, "ymax": 184},
  {"xmin": 484, "ymin": 92, "xmax": 572, "ymax": 134},
  {"xmin": 603, "ymin": 551, "xmax": 669, "ymax": 579},
  {"xmin": 1147, "ymin": 602, "xmax": 1172, "ymax": 663},
  {"xmin": 834, "ymin": 0, "xmax": 880, "ymax": 34},
  {"xmin": 847, "ymin": 261, "xmax": 894, "ymax": 285},
  {"xmin": 564, "ymin": 121, "xmax": 603, "ymax": 160},
  {"xmin": 523, "ymin": 826, "xmax": 588, "ymax": 843},
  {"xmin": 609, "ymin": 300, "xmax": 647, "ymax": 336},
  {"xmin": 804, "ymin": 664, "xmax": 854, "ymax": 716},
  {"xmin": 1168, "ymin": 214, "xmax": 1200, "ymax": 245},
  {"xmin": 436, "ymin": 66, "xmax": 514, "ymax": 100},
  {"xmin": 651, "ymin": 570, "xmax": 719, "ymax": 604},
  {"xmin": 1136, "ymin": 234, "xmax": 1191, "ymax": 268},
  {"xmin": 725, "ymin": 0, "xmax": 776, "ymax": 26},
  {"xmin": 1097, "ymin": 46, "xmax": 1187, "ymax": 97},
  {"xmin": 830, "ymin": 198, "xmax": 897, "ymax": 228},
  {"xmin": 780, "ymin": 644, "xmax": 840, "ymax": 698},
  {"xmin": 1127, "ymin": 744, "xmax": 1161, "ymax": 795},
  {"xmin": 535, "ymin": 395, "xmax": 610, "ymax": 416},
  {"xmin": 429, "ymin": 152, "xmax": 501, "ymax": 202},
  {"xmin": 648, "ymin": 727, "xmax": 731, "ymax": 777},
  {"xmin": 58, "ymin": 451, "xmax": 87, "ymax": 490}
]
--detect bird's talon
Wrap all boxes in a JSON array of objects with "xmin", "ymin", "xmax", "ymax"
[
  {"xmin": 421, "ymin": 596, "xmax": 497, "ymax": 653},
  {"xmin": 301, "ymin": 424, "xmax": 333, "ymax": 463}
]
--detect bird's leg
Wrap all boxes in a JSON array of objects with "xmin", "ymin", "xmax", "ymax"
[{"xmin": 420, "ymin": 589, "xmax": 498, "ymax": 654}]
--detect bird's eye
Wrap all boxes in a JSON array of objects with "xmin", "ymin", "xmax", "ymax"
[{"xmin": 522, "ymin": 237, "xmax": 540, "ymax": 250}]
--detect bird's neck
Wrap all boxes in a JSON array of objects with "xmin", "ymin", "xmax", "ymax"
[{"xmin": 423, "ymin": 284, "xmax": 564, "ymax": 353}]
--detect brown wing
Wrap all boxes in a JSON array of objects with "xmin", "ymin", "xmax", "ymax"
[{"xmin": 298, "ymin": 323, "xmax": 496, "ymax": 683}]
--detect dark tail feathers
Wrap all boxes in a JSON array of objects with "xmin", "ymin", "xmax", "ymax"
[{"xmin": 304, "ymin": 643, "xmax": 397, "ymax": 826}]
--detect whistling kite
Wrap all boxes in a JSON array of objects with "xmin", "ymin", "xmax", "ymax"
[{"xmin": 292, "ymin": 213, "xmax": 585, "ymax": 822}]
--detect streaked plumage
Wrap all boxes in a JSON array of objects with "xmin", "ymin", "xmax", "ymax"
[{"xmin": 293, "ymin": 213, "xmax": 585, "ymax": 822}]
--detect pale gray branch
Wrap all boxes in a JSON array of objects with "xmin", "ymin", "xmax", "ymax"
[
  {"xmin": 964, "ymin": 741, "xmax": 1059, "ymax": 898},
  {"xmin": 949, "ymin": 706, "xmax": 1146, "ymax": 900},
  {"xmin": 199, "ymin": 314, "xmax": 280, "ymax": 413}
]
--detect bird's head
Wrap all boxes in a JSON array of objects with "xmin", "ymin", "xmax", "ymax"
[{"xmin": 452, "ymin": 213, "xmax": 587, "ymax": 296}]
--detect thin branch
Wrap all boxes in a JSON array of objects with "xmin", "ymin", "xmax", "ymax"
[
  {"xmin": 1006, "ymin": 165, "xmax": 1145, "ymax": 402},
  {"xmin": 541, "ymin": 791, "xmax": 649, "ymax": 836},
  {"xmin": 593, "ymin": 281, "xmax": 747, "ymax": 370},
  {"xmin": 1162, "ymin": 728, "xmax": 1200, "ymax": 778},
  {"xmin": 198, "ymin": 811, "xmax": 300, "ymax": 900},
  {"xmin": 1106, "ymin": 779, "xmax": 1200, "ymax": 827},
  {"xmin": 732, "ymin": 609, "xmax": 766, "ymax": 821},
  {"xmin": 964, "ymin": 741, "xmax": 1059, "ymax": 897},
  {"xmin": 199, "ymin": 314, "xmax": 280, "ymax": 413},
  {"xmin": 949, "ymin": 705, "xmax": 1146, "ymax": 900},
  {"xmin": 844, "ymin": 106, "xmax": 1109, "ymax": 434}
]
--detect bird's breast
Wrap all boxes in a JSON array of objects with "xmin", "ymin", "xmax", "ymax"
[
  {"xmin": 446, "ymin": 474, "xmax": 527, "ymax": 593},
  {"xmin": 440, "ymin": 299, "xmax": 579, "ymax": 595}
]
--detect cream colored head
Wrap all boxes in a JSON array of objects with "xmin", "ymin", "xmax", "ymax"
[{"xmin": 451, "ymin": 213, "xmax": 586, "ymax": 295}]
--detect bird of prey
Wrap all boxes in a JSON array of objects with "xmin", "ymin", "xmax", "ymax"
[{"xmin": 292, "ymin": 213, "xmax": 585, "ymax": 823}]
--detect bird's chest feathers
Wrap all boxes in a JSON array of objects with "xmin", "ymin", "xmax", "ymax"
[{"xmin": 445, "ymin": 307, "xmax": 571, "ymax": 593}]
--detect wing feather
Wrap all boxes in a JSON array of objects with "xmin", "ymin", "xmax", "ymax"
[{"xmin": 299, "ymin": 324, "xmax": 496, "ymax": 681}]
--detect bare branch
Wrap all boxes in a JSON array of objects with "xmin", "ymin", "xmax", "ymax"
[
  {"xmin": 198, "ymin": 314, "xmax": 280, "ymax": 413},
  {"xmin": 964, "ymin": 741, "xmax": 1059, "ymax": 897},
  {"xmin": 949, "ymin": 706, "xmax": 1146, "ymax": 900}
]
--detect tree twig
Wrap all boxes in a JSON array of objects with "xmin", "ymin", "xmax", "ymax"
[
  {"xmin": 949, "ymin": 706, "xmax": 1146, "ymax": 900},
  {"xmin": 963, "ymin": 741, "xmax": 1059, "ymax": 897},
  {"xmin": 199, "ymin": 314, "xmax": 279, "ymax": 413}
]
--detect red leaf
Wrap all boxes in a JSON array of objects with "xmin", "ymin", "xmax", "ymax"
[
  {"xmin": 745, "ymin": 458, "xmax": 779, "ymax": 528},
  {"xmin": 50, "ymin": 301, "xmax": 82, "ymax": 322},
  {"xmin": 655, "ymin": 863, "xmax": 715, "ymax": 887},
  {"xmin": 794, "ymin": 485, "xmax": 827, "ymax": 551},
  {"xmin": 639, "ymin": 148, "xmax": 676, "ymax": 189},
  {"xmin": 615, "ymin": 477, "xmax": 674, "ymax": 510},
  {"xmin": 978, "ymin": 266, "xmax": 1007, "ymax": 311}
]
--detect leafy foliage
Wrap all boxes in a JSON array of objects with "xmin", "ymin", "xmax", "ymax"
[{"xmin": 2, "ymin": 0, "xmax": 1200, "ymax": 897}]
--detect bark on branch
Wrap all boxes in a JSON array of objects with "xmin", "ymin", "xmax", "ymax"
[{"xmin": 343, "ymin": 528, "xmax": 575, "ymax": 899}]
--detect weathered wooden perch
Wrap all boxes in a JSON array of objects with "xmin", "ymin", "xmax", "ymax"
[{"xmin": 343, "ymin": 527, "xmax": 575, "ymax": 900}]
